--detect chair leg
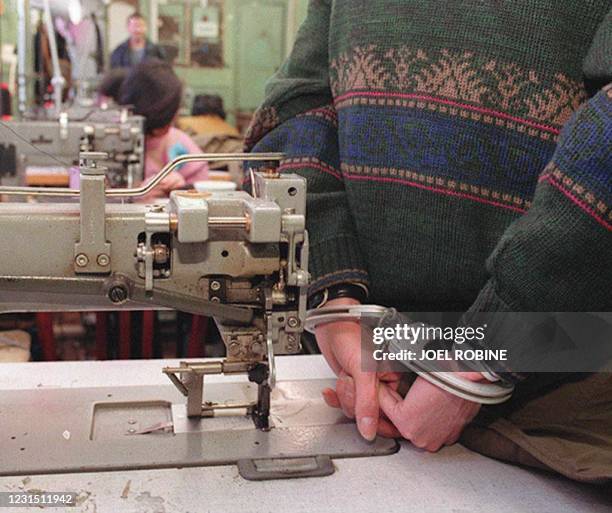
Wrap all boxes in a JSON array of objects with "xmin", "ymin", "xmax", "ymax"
[
  {"xmin": 141, "ymin": 311, "xmax": 155, "ymax": 359},
  {"xmin": 118, "ymin": 311, "xmax": 131, "ymax": 359},
  {"xmin": 187, "ymin": 315, "xmax": 208, "ymax": 358},
  {"xmin": 95, "ymin": 312, "xmax": 109, "ymax": 360},
  {"xmin": 35, "ymin": 313, "xmax": 56, "ymax": 361}
]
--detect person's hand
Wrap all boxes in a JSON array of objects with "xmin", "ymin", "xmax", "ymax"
[
  {"xmin": 137, "ymin": 171, "xmax": 186, "ymax": 202},
  {"xmin": 377, "ymin": 373, "xmax": 483, "ymax": 451},
  {"xmin": 316, "ymin": 297, "xmax": 400, "ymax": 440},
  {"xmin": 322, "ymin": 372, "xmax": 401, "ymax": 438}
]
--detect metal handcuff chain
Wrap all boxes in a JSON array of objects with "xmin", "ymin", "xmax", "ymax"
[{"xmin": 305, "ymin": 304, "xmax": 514, "ymax": 404}]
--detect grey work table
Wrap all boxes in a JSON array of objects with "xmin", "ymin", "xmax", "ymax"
[{"xmin": 0, "ymin": 355, "xmax": 610, "ymax": 513}]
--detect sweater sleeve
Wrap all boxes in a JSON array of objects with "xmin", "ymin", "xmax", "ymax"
[
  {"xmin": 245, "ymin": 0, "xmax": 369, "ymax": 296},
  {"xmin": 462, "ymin": 10, "xmax": 612, "ymax": 387},
  {"xmin": 462, "ymin": 85, "xmax": 611, "ymax": 385}
]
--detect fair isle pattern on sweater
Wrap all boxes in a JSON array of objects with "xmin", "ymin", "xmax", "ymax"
[{"xmin": 246, "ymin": 0, "xmax": 611, "ymax": 323}]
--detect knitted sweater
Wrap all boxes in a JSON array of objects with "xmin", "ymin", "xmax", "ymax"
[{"xmin": 246, "ymin": 1, "xmax": 612, "ymax": 384}]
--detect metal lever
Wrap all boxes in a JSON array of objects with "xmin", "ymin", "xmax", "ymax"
[{"xmin": 0, "ymin": 152, "xmax": 285, "ymax": 198}]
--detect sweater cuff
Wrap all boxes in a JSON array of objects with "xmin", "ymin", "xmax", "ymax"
[
  {"xmin": 307, "ymin": 235, "xmax": 369, "ymax": 297},
  {"xmin": 462, "ymin": 281, "xmax": 587, "ymax": 393}
]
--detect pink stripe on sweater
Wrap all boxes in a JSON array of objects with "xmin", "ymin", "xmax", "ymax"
[
  {"xmin": 541, "ymin": 176, "xmax": 612, "ymax": 231},
  {"xmin": 334, "ymin": 91, "xmax": 561, "ymax": 135},
  {"xmin": 344, "ymin": 173, "xmax": 527, "ymax": 213},
  {"xmin": 280, "ymin": 161, "xmax": 342, "ymax": 180}
]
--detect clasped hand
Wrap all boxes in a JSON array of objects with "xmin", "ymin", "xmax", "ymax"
[{"xmin": 317, "ymin": 298, "xmax": 482, "ymax": 451}]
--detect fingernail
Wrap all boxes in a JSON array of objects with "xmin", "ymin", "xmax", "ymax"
[{"xmin": 358, "ymin": 417, "xmax": 377, "ymax": 441}]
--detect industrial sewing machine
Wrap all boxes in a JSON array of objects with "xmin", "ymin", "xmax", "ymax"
[
  {"xmin": 0, "ymin": 151, "xmax": 307, "ymax": 428},
  {"xmin": 0, "ymin": 108, "xmax": 144, "ymax": 189},
  {"xmin": 0, "ymin": 151, "xmax": 396, "ymax": 479}
]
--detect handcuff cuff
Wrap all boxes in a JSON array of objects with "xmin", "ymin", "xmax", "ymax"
[{"xmin": 305, "ymin": 304, "xmax": 514, "ymax": 405}]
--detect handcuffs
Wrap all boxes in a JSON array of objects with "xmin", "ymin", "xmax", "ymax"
[{"xmin": 305, "ymin": 304, "xmax": 514, "ymax": 404}]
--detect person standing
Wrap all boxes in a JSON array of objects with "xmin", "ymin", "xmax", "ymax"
[
  {"xmin": 110, "ymin": 12, "xmax": 165, "ymax": 69},
  {"xmin": 246, "ymin": 0, "xmax": 611, "ymax": 483}
]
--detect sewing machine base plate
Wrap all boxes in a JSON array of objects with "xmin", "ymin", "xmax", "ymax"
[{"xmin": 0, "ymin": 379, "xmax": 397, "ymax": 477}]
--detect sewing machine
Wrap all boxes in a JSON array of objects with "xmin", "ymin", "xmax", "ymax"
[
  {"xmin": 0, "ymin": 152, "xmax": 608, "ymax": 511},
  {"xmin": 0, "ymin": 108, "xmax": 144, "ymax": 189},
  {"xmin": 0, "ymin": 151, "xmax": 398, "ymax": 480}
]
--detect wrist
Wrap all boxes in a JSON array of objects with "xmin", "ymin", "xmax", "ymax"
[
  {"xmin": 309, "ymin": 282, "xmax": 368, "ymax": 309},
  {"xmin": 327, "ymin": 297, "xmax": 361, "ymax": 307}
]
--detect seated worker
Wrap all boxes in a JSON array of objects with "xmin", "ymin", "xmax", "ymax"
[
  {"xmin": 178, "ymin": 95, "xmax": 244, "ymax": 185},
  {"xmin": 119, "ymin": 59, "xmax": 208, "ymax": 200},
  {"xmin": 179, "ymin": 94, "xmax": 240, "ymax": 138},
  {"xmin": 246, "ymin": 1, "xmax": 612, "ymax": 483}
]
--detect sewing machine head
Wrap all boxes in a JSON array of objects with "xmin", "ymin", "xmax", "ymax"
[
  {"xmin": 0, "ymin": 151, "xmax": 309, "ymax": 430},
  {"xmin": 0, "ymin": 108, "xmax": 145, "ymax": 188}
]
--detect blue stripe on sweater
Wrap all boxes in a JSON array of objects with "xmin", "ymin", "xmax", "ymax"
[
  {"xmin": 552, "ymin": 89, "xmax": 612, "ymax": 199},
  {"xmin": 338, "ymin": 105, "xmax": 557, "ymax": 197},
  {"xmin": 250, "ymin": 115, "xmax": 340, "ymax": 169}
]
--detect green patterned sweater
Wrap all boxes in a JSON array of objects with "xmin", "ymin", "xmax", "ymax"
[{"xmin": 246, "ymin": 1, "xmax": 612, "ymax": 384}]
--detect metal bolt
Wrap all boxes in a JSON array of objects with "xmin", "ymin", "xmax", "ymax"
[
  {"xmin": 108, "ymin": 285, "xmax": 128, "ymax": 304},
  {"xmin": 97, "ymin": 253, "xmax": 110, "ymax": 266},
  {"xmin": 75, "ymin": 253, "xmax": 89, "ymax": 267},
  {"xmin": 228, "ymin": 342, "xmax": 241, "ymax": 357},
  {"xmin": 287, "ymin": 317, "xmax": 299, "ymax": 328},
  {"xmin": 127, "ymin": 428, "xmax": 136, "ymax": 434},
  {"xmin": 210, "ymin": 281, "xmax": 221, "ymax": 291},
  {"xmin": 210, "ymin": 297, "xmax": 220, "ymax": 303},
  {"xmin": 153, "ymin": 244, "xmax": 169, "ymax": 264},
  {"xmin": 128, "ymin": 419, "xmax": 137, "ymax": 425}
]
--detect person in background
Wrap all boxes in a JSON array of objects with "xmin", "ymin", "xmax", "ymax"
[
  {"xmin": 119, "ymin": 59, "xmax": 208, "ymax": 200},
  {"xmin": 110, "ymin": 12, "xmax": 165, "ymax": 69},
  {"xmin": 178, "ymin": 95, "xmax": 244, "ymax": 185},
  {"xmin": 178, "ymin": 94, "xmax": 240, "ymax": 139}
]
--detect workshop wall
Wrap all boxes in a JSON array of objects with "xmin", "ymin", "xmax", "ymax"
[
  {"xmin": 0, "ymin": 1, "xmax": 18, "ymax": 95},
  {"xmin": 123, "ymin": 0, "xmax": 309, "ymax": 127},
  {"xmin": 0, "ymin": 0, "xmax": 308, "ymax": 125}
]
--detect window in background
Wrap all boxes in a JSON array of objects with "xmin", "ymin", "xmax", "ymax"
[
  {"xmin": 190, "ymin": 0, "xmax": 223, "ymax": 68},
  {"xmin": 153, "ymin": 0, "xmax": 224, "ymax": 69},
  {"xmin": 157, "ymin": 1, "xmax": 185, "ymax": 65}
]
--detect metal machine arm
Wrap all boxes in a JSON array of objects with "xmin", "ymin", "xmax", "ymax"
[{"xmin": 0, "ymin": 152, "xmax": 309, "ymax": 429}]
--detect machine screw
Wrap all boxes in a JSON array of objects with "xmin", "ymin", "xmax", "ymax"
[
  {"xmin": 210, "ymin": 280, "xmax": 221, "ymax": 291},
  {"xmin": 108, "ymin": 285, "xmax": 129, "ymax": 304},
  {"xmin": 97, "ymin": 253, "xmax": 110, "ymax": 266},
  {"xmin": 287, "ymin": 317, "xmax": 299, "ymax": 328},
  {"xmin": 75, "ymin": 253, "xmax": 89, "ymax": 267},
  {"xmin": 153, "ymin": 244, "xmax": 169, "ymax": 264}
]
